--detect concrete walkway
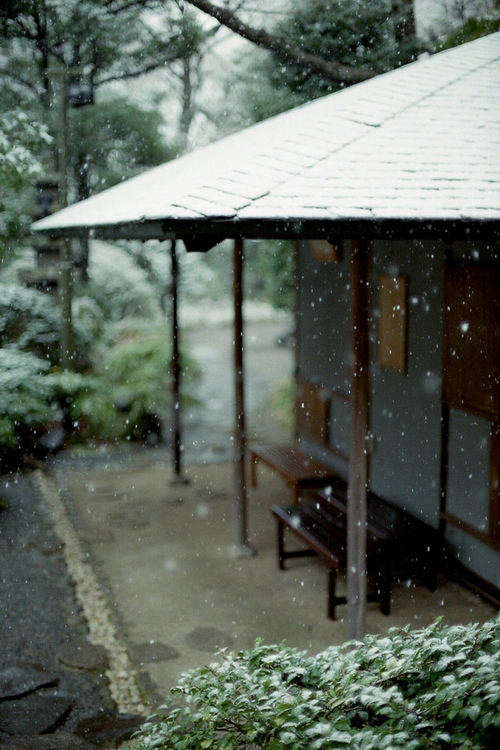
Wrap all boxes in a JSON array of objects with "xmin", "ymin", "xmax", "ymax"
[
  {"xmin": 46, "ymin": 317, "xmax": 497, "ymax": 711},
  {"xmin": 52, "ymin": 451, "xmax": 497, "ymax": 709}
]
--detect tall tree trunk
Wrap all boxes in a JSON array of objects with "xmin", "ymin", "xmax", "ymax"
[
  {"xmin": 179, "ymin": 57, "xmax": 195, "ymax": 150},
  {"xmin": 75, "ymin": 153, "xmax": 91, "ymax": 282},
  {"xmin": 392, "ymin": 1, "xmax": 416, "ymax": 41}
]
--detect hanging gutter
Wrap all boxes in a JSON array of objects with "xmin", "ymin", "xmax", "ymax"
[{"xmin": 35, "ymin": 216, "xmax": 500, "ymax": 244}]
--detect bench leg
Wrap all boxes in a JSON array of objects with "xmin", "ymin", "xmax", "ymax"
[
  {"xmin": 425, "ymin": 549, "xmax": 438, "ymax": 592},
  {"xmin": 328, "ymin": 567, "xmax": 337, "ymax": 620},
  {"xmin": 276, "ymin": 518, "xmax": 285, "ymax": 570},
  {"xmin": 250, "ymin": 453, "xmax": 257, "ymax": 488},
  {"xmin": 426, "ymin": 569, "xmax": 438, "ymax": 593},
  {"xmin": 378, "ymin": 561, "xmax": 392, "ymax": 616}
]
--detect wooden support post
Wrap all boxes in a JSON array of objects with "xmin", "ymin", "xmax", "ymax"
[
  {"xmin": 438, "ymin": 402, "xmax": 450, "ymax": 545},
  {"xmin": 169, "ymin": 240, "xmax": 187, "ymax": 484},
  {"xmin": 233, "ymin": 238, "xmax": 253, "ymax": 556},
  {"xmin": 347, "ymin": 239, "xmax": 371, "ymax": 640}
]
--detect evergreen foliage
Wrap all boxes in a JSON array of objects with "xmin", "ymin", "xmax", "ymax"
[
  {"xmin": 70, "ymin": 95, "xmax": 176, "ymax": 197},
  {"xmin": 435, "ymin": 16, "xmax": 500, "ymax": 50},
  {"xmin": 0, "ymin": 348, "xmax": 57, "ymax": 452},
  {"xmin": 76, "ymin": 317, "xmax": 198, "ymax": 443},
  {"xmin": 256, "ymin": 240, "xmax": 295, "ymax": 311},
  {"xmin": 0, "ymin": 282, "xmax": 90, "ymax": 365},
  {"xmin": 232, "ymin": 0, "xmax": 421, "ymax": 122},
  {"xmin": 0, "ymin": 111, "xmax": 51, "ymax": 240},
  {"xmin": 134, "ymin": 618, "xmax": 500, "ymax": 750}
]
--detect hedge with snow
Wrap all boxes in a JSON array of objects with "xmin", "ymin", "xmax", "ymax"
[{"xmin": 133, "ymin": 617, "xmax": 499, "ymax": 750}]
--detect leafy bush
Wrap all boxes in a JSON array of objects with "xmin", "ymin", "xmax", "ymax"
[
  {"xmin": 255, "ymin": 240, "xmax": 295, "ymax": 312},
  {"xmin": 0, "ymin": 282, "xmax": 91, "ymax": 367},
  {"xmin": 0, "ymin": 282, "xmax": 61, "ymax": 361},
  {"xmin": 84, "ymin": 241, "xmax": 162, "ymax": 323},
  {"xmin": 0, "ymin": 110, "xmax": 51, "ymax": 240},
  {"xmin": 70, "ymin": 318, "xmax": 200, "ymax": 443},
  {"xmin": 133, "ymin": 618, "xmax": 500, "ymax": 750},
  {"xmin": 0, "ymin": 348, "xmax": 58, "ymax": 457},
  {"xmin": 271, "ymin": 377, "xmax": 294, "ymax": 432},
  {"xmin": 435, "ymin": 17, "xmax": 500, "ymax": 51}
]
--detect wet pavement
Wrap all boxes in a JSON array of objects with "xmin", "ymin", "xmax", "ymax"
[
  {"xmin": 52, "ymin": 451, "xmax": 498, "ymax": 709},
  {"xmin": 0, "ymin": 473, "xmax": 133, "ymax": 743}
]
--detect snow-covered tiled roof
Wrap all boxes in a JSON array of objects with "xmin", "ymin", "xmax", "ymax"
[{"xmin": 33, "ymin": 32, "xmax": 500, "ymax": 242}]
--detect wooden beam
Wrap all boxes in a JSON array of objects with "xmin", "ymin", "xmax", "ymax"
[
  {"xmin": 347, "ymin": 238, "xmax": 371, "ymax": 640},
  {"xmin": 233, "ymin": 238, "xmax": 253, "ymax": 555},
  {"xmin": 169, "ymin": 240, "xmax": 187, "ymax": 484}
]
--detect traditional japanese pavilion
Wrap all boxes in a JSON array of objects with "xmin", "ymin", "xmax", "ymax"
[{"xmin": 34, "ymin": 32, "xmax": 500, "ymax": 637}]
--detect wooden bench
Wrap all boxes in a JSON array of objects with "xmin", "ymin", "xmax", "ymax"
[
  {"xmin": 249, "ymin": 443, "xmax": 341, "ymax": 505},
  {"xmin": 271, "ymin": 485, "xmax": 438, "ymax": 620}
]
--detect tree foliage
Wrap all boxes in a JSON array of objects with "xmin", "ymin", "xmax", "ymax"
[
  {"xmin": 0, "ymin": 0, "xmax": 205, "ymax": 208},
  {"xmin": 256, "ymin": 240, "xmax": 295, "ymax": 311},
  {"xmin": 0, "ymin": 0, "xmax": 195, "ymax": 99},
  {"xmin": 230, "ymin": 0, "xmax": 421, "ymax": 123},
  {"xmin": 184, "ymin": 0, "xmax": 380, "ymax": 86},
  {"xmin": 435, "ymin": 15, "xmax": 500, "ymax": 50},
  {"xmin": 272, "ymin": 0, "xmax": 418, "ymax": 96},
  {"xmin": 0, "ymin": 282, "xmax": 90, "ymax": 365},
  {"xmin": 69, "ymin": 95, "xmax": 175, "ymax": 197},
  {"xmin": 0, "ymin": 348, "xmax": 56, "ymax": 453},
  {"xmin": 0, "ymin": 111, "xmax": 51, "ymax": 240},
  {"xmin": 133, "ymin": 618, "xmax": 500, "ymax": 750}
]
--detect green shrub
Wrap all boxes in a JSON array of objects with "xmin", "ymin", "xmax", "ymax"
[
  {"xmin": 0, "ymin": 282, "xmax": 91, "ymax": 367},
  {"xmin": 256, "ymin": 240, "xmax": 295, "ymax": 311},
  {"xmin": 271, "ymin": 377, "xmax": 294, "ymax": 433},
  {"xmin": 436, "ymin": 18, "xmax": 500, "ymax": 52},
  {"xmin": 133, "ymin": 618, "xmax": 500, "ymax": 750},
  {"xmin": 71, "ymin": 318, "xmax": 200, "ymax": 443},
  {"xmin": 0, "ymin": 348, "xmax": 58, "ymax": 458},
  {"xmin": 84, "ymin": 241, "xmax": 162, "ymax": 323}
]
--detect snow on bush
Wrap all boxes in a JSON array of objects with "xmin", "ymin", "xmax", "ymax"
[
  {"xmin": 0, "ymin": 282, "xmax": 61, "ymax": 360},
  {"xmin": 133, "ymin": 618, "xmax": 500, "ymax": 750},
  {"xmin": 87, "ymin": 241, "xmax": 162, "ymax": 322},
  {"xmin": 0, "ymin": 348, "xmax": 57, "ymax": 449},
  {"xmin": 0, "ymin": 282, "xmax": 91, "ymax": 365},
  {"xmin": 0, "ymin": 110, "xmax": 51, "ymax": 238}
]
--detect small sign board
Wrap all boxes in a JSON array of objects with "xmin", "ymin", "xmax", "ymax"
[{"xmin": 378, "ymin": 275, "xmax": 408, "ymax": 374}]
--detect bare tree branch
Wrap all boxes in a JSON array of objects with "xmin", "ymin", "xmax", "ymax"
[
  {"xmin": 183, "ymin": 0, "xmax": 379, "ymax": 84},
  {"xmin": 95, "ymin": 58, "xmax": 170, "ymax": 86}
]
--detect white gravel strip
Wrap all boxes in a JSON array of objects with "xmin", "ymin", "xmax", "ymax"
[{"xmin": 35, "ymin": 469, "xmax": 150, "ymax": 717}]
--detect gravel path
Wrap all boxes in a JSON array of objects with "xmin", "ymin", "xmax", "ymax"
[{"xmin": 0, "ymin": 472, "xmax": 118, "ymax": 734}]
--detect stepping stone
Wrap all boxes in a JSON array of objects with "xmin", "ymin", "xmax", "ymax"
[
  {"xmin": 162, "ymin": 495, "xmax": 184, "ymax": 504},
  {"xmin": 56, "ymin": 642, "xmax": 108, "ymax": 672},
  {"xmin": 0, "ymin": 732, "xmax": 94, "ymax": 749},
  {"xmin": 0, "ymin": 667, "xmax": 57, "ymax": 701},
  {"xmin": 185, "ymin": 627, "xmax": 233, "ymax": 653},
  {"xmin": 128, "ymin": 641, "xmax": 179, "ymax": 664},
  {"xmin": 0, "ymin": 691, "xmax": 71, "ymax": 735},
  {"xmin": 74, "ymin": 711, "xmax": 144, "ymax": 746}
]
